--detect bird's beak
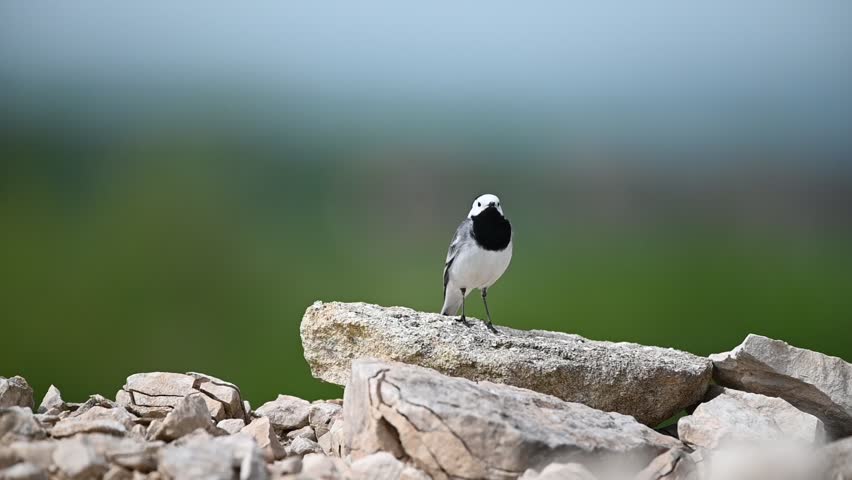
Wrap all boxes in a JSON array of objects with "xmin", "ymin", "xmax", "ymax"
[{"xmin": 488, "ymin": 202, "xmax": 496, "ymax": 207}]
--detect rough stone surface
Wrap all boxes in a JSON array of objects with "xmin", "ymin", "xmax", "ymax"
[
  {"xmin": 288, "ymin": 437, "xmax": 322, "ymax": 456},
  {"xmin": 240, "ymin": 417, "xmax": 285, "ymax": 461},
  {"xmin": 286, "ymin": 425, "xmax": 316, "ymax": 442},
  {"xmin": 0, "ymin": 409, "xmax": 46, "ymax": 446},
  {"xmin": 117, "ymin": 372, "xmax": 245, "ymax": 423},
  {"xmin": 36, "ymin": 386, "xmax": 64, "ymax": 415},
  {"xmin": 678, "ymin": 386, "xmax": 825, "ymax": 449},
  {"xmin": 302, "ymin": 301, "xmax": 712, "ymax": 426},
  {"xmin": 51, "ymin": 406, "xmax": 137, "ymax": 438},
  {"xmin": 518, "ymin": 463, "xmax": 598, "ymax": 480},
  {"xmin": 149, "ymin": 395, "xmax": 215, "ymax": 442},
  {"xmin": 215, "ymin": 418, "xmax": 245, "ymax": 435},
  {"xmin": 309, "ymin": 402, "xmax": 342, "ymax": 439},
  {"xmin": 634, "ymin": 448, "xmax": 698, "ymax": 480},
  {"xmin": 157, "ymin": 431, "xmax": 267, "ymax": 480},
  {"xmin": 711, "ymin": 334, "xmax": 852, "ymax": 439},
  {"xmin": 346, "ymin": 359, "xmax": 680, "ymax": 480},
  {"xmin": 0, "ymin": 379, "xmax": 33, "ymax": 411},
  {"xmin": 254, "ymin": 395, "xmax": 311, "ymax": 433}
]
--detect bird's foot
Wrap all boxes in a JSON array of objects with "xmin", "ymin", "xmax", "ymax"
[
  {"xmin": 484, "ymin": 321, "xmax": 499, "ymax": 334},
  {"xmin": 456, "ymin": 315, "xmax": 472, "ymax": 327}
]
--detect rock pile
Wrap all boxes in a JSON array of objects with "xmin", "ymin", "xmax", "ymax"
[{"xmin": 2, "ymin": 301, "xmax": 851, "ymax": 479}]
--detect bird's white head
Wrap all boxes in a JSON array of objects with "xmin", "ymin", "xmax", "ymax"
[{"xmin": 468, "ymin": 193, "xmax": 504, "ymax": 218}]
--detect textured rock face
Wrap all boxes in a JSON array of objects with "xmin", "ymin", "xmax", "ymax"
[
  {"xmin": 148, "ymin": 394, "xmax": 217, "ymax": 441},
  {"xmin": 157, "ymin": 431, "xmax": 267, "ymax": 480},
  {"xmin": 254, "ymin": 395, "xmax": 311, "ymax": 433},
  {"xmin": 302, "ymin": 301, "xmax": 713, "ymax": 426},
  {"xmin": 116, "ymin": 372, "xmax": 247, "ymax": 423},
  {"xmin": 710, "ymin": 334, "xmax": 852, "ymax": 439},
  {"xmin": 345, "ymin": 359, "xmax": 680, "ymax": 480},
  {"xmin": 0, "ymin": 378, "xmax": 33, "ymax": 410},
  {"xmin": 678, "ymin": 387, "xmax": 825, "ymax": 449}
]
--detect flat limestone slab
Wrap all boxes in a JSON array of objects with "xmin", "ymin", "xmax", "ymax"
[{"xmin": 301, "ymin": 301, "xmax": 712, "ymax": 426}]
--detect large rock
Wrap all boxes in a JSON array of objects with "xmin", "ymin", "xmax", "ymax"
[
  {"xmin": 711, "ymin": 334, "xmax": 852, "ymax": 439},
  {"xmin": 678, "ymin": 387, "xmax": 825, "ymax": 449},
  {"xmin": 0, "ymin": 378, "xmax": 33, "ymax": 410},
  {"xmin": 345, "ymin": 359, "xmax": 680, "ymax": 480},
  {"xmin": 302, "ymin": 302, "xmax": 712, "ymax": 426},
  {"xmin": 116, "ymin": 372, "xmax": 246, "ymax": 422}
]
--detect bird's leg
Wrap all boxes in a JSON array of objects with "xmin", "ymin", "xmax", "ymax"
[
  {"xmin": 457, "ymin": 288, "xmax": 471, "ymax": 326},
  {"xmin": 482, "ymin": 288, "xmax": 498, "ymax": 334}
]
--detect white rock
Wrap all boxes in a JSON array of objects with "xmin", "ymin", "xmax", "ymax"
[
  {"xmin": 240, "ymin": 417, "xmax": 285, "ymax": 461},
  {"xmin": 36, "ymin": 385, "xmax": 64, "ymax": 415},
  {"xmin": 287, "ymin": 436, "xmax": 322, "ymax": 456},
  {"xmin": 678, "ymin": 387, "xmax": 825, "ymax": 449},
  {"xmin": 711, "ymin": 334, "xmax": 852, "ymax": 439},
  {"xmin": 158, "ymin": 433, "xmax": 267, "ymax": 480},
  {"xmin": 51, "ymin": 406, "xmax": 137, "ymax": 438},
  {"xmin": 149, "ymin": 394, "xmax": 215, "ymax": 441},
  {"xmin": 0, "ymin": 379, "xmax": 33, "ymax": 411},
  {"xmin": 285, "ymin": 425, "xmax": 316, "ymax": 442},
  {"xmin": 216, "ymin": 418, "xmax": 246, "ymax": 435},
  {"xmin": 308, "ymin": 402, "xmax": 342, "ymax": 439},
  {"xmin": 346, "ymin": 359, "xmax": 680, "ymax": 480},
  {"xmin": 255, "ymin": 395, "xmax": 311, "ymax": 433}
]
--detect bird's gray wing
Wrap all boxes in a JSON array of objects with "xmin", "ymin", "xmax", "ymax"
[{"xmin": 443, "ymin": 218, "xmax": 473, "ymax": 298}]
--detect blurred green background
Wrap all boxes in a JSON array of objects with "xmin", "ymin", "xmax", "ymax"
[{"xmin": 2, "ymin": 2, "xmax": 852, "ymax": 408}]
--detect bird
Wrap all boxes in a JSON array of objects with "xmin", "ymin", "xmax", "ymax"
[{"xmin": 441, "ymin": 193, "xmax": 513, "ymax": 333}]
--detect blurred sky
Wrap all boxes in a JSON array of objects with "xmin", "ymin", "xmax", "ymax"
[{"xmin": 3, "ymin": 1, "xmax": 852, "ymax": 153}]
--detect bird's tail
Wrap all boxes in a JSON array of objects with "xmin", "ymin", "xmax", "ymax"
[{"xmin": 441, "ymin": 288, "xmax": 464, "ymax": 316}]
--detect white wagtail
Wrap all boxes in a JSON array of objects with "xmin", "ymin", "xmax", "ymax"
[{"xmin": 441, "ymin": 193, "xmax": 513, "ymax": 333}]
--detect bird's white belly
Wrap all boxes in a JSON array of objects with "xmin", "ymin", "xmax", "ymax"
[{"xmin": 450, "ymin": 243, "xmax": 512, "ymax": 291}]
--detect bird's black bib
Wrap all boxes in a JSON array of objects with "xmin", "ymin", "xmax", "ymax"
[{"xmin": 472, "ymin": 207, "xmax": 512, "ymax": 251}]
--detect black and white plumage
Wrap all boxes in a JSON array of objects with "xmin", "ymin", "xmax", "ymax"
[{"xmin": 441, "ymin": 193, "xmax": 513, "ymax": 332}]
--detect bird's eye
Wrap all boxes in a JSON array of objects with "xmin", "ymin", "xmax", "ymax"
[
  {"xmin": 477, "ymin": 202, "xmax": 481, "ymax": 207},
  {"xmin": 498, "ymin": 202, "xmax": 500, "ymax": 206}
]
